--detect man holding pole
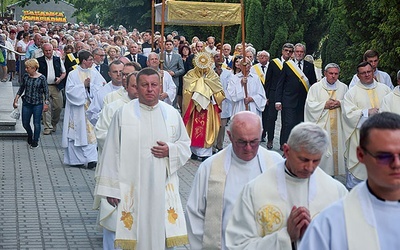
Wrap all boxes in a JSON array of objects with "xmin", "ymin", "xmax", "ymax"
[{"xmin": 227, "ymin": 57, "xmax": 266, "ymax": 120}]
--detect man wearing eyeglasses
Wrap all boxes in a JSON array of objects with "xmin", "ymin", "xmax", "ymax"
[
  {"xmin": 300, "ymin": 112, "xmax": 400, "ymax": 250},
  {"xmin": 186, "ymin": 111, "xmax": 283, "ymax": 249},
  {"xmin": 349, "ymin": 50, "xmax": 394, "ymax": 90},
  {"xmin": 264, "ymin": 43, "xmax": 294, "ymax": 150},
  {"xmin": 275, "ymin": 43, "xmax": 317, "ymax": 152},
  {"xmin": 92, "ymin": 47, "xmax": 111, "ymax": 82},
  {"xmin": 342, "ymin": 61, "xmax": 391, "ymax": 189},
  {"xmin": 226, "ymin": 122, "xmax": 347, "ymax": 249}
]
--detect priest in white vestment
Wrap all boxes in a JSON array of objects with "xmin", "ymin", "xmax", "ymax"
[
  {"xmin": 227, "ymin": 58, "xmax": 266, "ymax": 120},
  {"xmin": 342, "ymin": 62, "xmax": 391, "ymax": 189},
  {"xmin": 94, "ymin": 72, "xmax": 138, "ymax": 249},
  {"xmin": 348, "ymin": 49, "xmax": 394, "ymax": 90},
  {"xmin": 225, "ymin": 122, "xmax": 348, "ymax": 249},
  {"xmin": 305, "ymin": 63, "xmax": 348, "ymax": 176},
  {"xmin": 146, "ymin": 52, "xmax": 176, "ymax": 105},
  {"xmin": 96, "ymin": 68, "xmax": 191, "ymax": 249},
  {"xmin": 102, "ymin": 62, "xmax": 141, "ymax": 105},
  {"xmin": 87, "ymin": 60, "xmax": 124, "ymax": 126},
  {"xmin": 61, "ymin": 50, "xmax": 105, "ymax": 168},
  {"xmin": 381, "ymin": 71, "xmax": 400, "ymax": 114},
  {"xmin": 186, "ymin": 111, "xmax": 283, "ymax": 250},
  {"xmin": 299, "ymin": 112, "xmax": 400, "ymax": 250}
]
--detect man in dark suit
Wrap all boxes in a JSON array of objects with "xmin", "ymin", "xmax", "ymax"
[
  {"xmin": 163, "ymin": 39, "xmax": 185, "ymax": 107},
  {"xmin": 37, "ymin": 43, "xmax": 66, "ymax": 135},
  {"xmin": 92, "ymin": 47, "xmax": 111, "ymax": 82},
  {"xmin": 275, "ymin": 43, "xmax": 317, "ymax": 149},
  {"xmin": 125, "ymin": 42, "xmax": 147, "ymax": 69},
  {"xmin": 264, "ymin": 43, "xmax": 294, "ymax": 150}
]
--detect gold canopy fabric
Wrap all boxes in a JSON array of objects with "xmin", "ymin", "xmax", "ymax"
[{"xmin": 155, "ymin": 1, "xmax": 241, "ymax": 26}]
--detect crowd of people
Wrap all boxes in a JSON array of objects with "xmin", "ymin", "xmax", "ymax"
[{"xmin": 6, "ymin": 19, "xmax": 400, "ymax": 249}]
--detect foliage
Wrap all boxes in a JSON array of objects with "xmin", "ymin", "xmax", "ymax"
[
  {"xmin": 14, "ymin": 0, "xmax": 399, "ymax": 84},
  {"xmin": 71, "ymin": 0, "xmax": 150, "ymax": 30},
  {"xmin": 321, "ymin": 0, "xmax": 400, "ymax": 83},
  {"xmin": 243, "ymin": 0, "xmax": 263, "ymax": 50},
  {"xmin": 16, "ymin": 0, "xmax": 57, "ymax": 6}
]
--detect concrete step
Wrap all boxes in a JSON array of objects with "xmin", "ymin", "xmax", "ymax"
[{"xmin": 0, "ymin": 81, "xmax": 26, "ymax": 137}]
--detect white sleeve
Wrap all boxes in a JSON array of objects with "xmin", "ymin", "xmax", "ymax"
[{"xmin": 185, "ymin": 162, "xmax": 211, "ymax": 250}]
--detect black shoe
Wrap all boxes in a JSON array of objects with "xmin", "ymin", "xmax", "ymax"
[
  {"xmin": 87, "ymin": 162, "xmax": 97, "ymax": 169},
  {"xmin": 191, "ymin": 153, "xmax": 198, "ymax": 160},
  {"xmin": 30, "ymin": 141, "xmax": 39, "ymax": 148},
  {"xmin": 200, "ymin": 156, "xmax": 209, "ymax": 162},
  {"xmin": 267, "ymin": 141, "xmax": 273, "ymax": 150},
  {"xmin": 27, "ymin": 137, "xmax": 33, "ymax": 146},
  {"xmin": 70, "ymin": 164, "xmax": 84, "ymax": 168}
]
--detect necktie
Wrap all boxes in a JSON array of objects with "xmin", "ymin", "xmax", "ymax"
[
  {"xmin": 225, "ymin": 57, "xmax": 229, "ymax": 65},
  {"xmin": 133, "ymin": 55, "xmax": 136, "ymax": 62},
  {"xmin": 167, "ymin": 53, "xmax": 171, "ymax": 64},
  {"xmin": 95, "ymin": 65, "xmax": 100, "ymax": 72},
  {"xmin": 298, "ymin": 61, "xmax": 302, "ymax": 70},
  {"xmin": 261, "ymin": 65, "xmax": 265, "ymax": 73}
]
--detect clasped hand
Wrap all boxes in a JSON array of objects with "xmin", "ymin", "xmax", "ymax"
[{"xmin": 151, "ymin": 141, "xmax": 169, "ymax": 158}]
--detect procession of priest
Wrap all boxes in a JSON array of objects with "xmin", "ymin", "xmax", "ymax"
[{"xmin": 7, "ymin": 20, "xmax": 400, "ymax": 249}]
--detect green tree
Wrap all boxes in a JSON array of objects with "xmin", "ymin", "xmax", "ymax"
[
  {"xmin": 263, "ymin": 0, "xmax": 293, "ymax": 57},
  {"xmin": 244, "ymin": 0, "xmax": 263, "ymax": 50},
  {"xmin": 324, "ymin": 0, "xmax": 400, "ymax": 83},
  {"xmin": 72, "ymin": 0, "xmax": 150, "ymax": 30},
  {"xmin": 320, "ymin": 11, "xmax": 352, "ymax": 83}
]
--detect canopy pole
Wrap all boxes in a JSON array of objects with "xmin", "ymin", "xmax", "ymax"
[
  {"xmin": 219, "ymin": 25, "xmax": 225, "ymax": 65},
  {"xmin": 151, "ymin": 0, "xmax": 155, "ymax": 52},
  {"xmin": 159, "ymin": 0, "xmax": 166, "ymax": 94},
  {"xmin": 240, "ymin": 0, "xmax": 248, "ymax": 110}
]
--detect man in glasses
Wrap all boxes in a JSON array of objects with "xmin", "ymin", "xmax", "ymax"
[
  {"xmin": 92, "ymin": 47, "xmax": 111, "ymax": 82},
  {"xmin": 349, "ymin": 50, "xmax": 394, "ymax": 90},
  {"xmin": 342, "ymin": 61, "xmax": 391, "ymax": 189},
  {"xmin": 186, "ymin": 111, "xmax": 283, "ymax": 249},
  {"xmin": 275, "ymin": 43, "xmax": 317, "ymax": 151},
  {"xmin": 264, "ymin": 43, "xmax": 294, "ymax": 150},
  {"xmin": 226, "ymin": 122, "xmax": 347, "ymax": 249},
  {"xmin": 300, "ymin": 112, "xmax": 400, "ymax": 250}
]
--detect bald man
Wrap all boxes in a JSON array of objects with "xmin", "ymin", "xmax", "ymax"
[{"xmin": 186, "ymin": 111, "xmax": 283, "ymax": 249}]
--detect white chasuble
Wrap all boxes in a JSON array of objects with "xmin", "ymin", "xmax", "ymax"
[
  {"xmin": 342, "ymin": 81, "xmax": 390, "ymax": 180},
  {"xmin": 225, "ymin": 162, "xmax": 347, "ymax": 249},
  {"xmin": 381, "ymin": 86, "xmax": 400, "ymax": 114},
  {"xmin": 305, "ymin": 78, "xmax": 348, "ymax": 175},
  {"xmin": 97, "ymin": 99, "xmax": 191, "ymax": 249}
]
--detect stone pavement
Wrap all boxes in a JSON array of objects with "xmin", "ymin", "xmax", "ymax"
[
  {"xmin": 0, "ymin": 83, "xmax": 343, "ymax": 249},
  {"xmin": 0, "ymin": 96, "xmax": 280, "ymax": 249}
]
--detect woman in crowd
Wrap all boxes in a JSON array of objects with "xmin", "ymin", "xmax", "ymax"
[
  {"xmin": 106, "ymin": 45, "xmax": 120, "ymax": 65},
  {"xmin": 231, "ymin": 55, "xmax": 242, "ymax": 75},
  {"xmin": 177, "ymin": 44, "xmax": 192, "ymax": 109},
  {"xmin": 16, "ymin": 32, "xmax": 30, "ymax": 81},
  {"xmin": 13, "ymin": 59, "xmax": 49, "ymax": 148}
]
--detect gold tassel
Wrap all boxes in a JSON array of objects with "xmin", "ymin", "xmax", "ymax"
[
  {"xmin": 114, "ymin": 239, "xmax": 137, "ymax": 250},
  {"xmin": 166, "ymin": 235, "xmax": 189, "ymax": 248}
]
